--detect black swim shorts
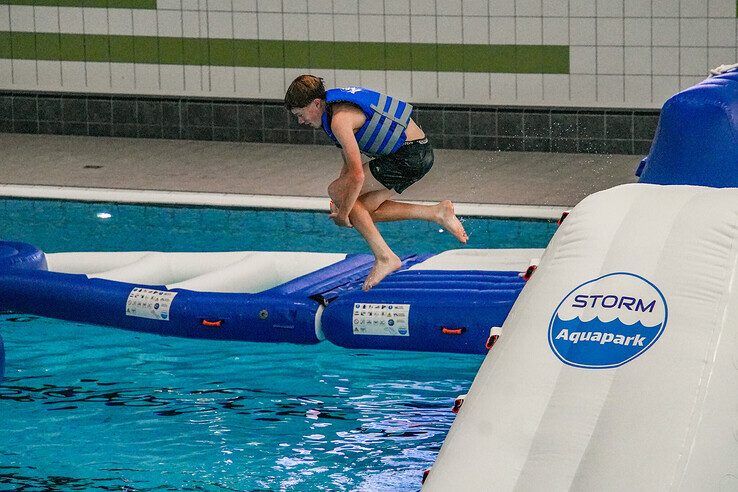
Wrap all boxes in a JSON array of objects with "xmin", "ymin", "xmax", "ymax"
[{"xmin": 368, "ymin": 138, "xmax": 434, "ymax": 194}]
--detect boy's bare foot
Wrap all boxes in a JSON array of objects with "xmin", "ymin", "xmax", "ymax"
[
  {"xmin": 436, "ymin": 200, "xmax": 468, "ymax": 244},
  {"xmin": 363, "ymin": 255, "xmax": 402, "ymax": 291}
]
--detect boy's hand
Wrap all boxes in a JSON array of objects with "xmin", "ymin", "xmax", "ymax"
[{"xmin": 329, "ymin": 200, "xmax": 352, "ymax": 227}]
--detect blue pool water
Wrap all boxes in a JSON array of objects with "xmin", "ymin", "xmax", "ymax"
[{"xmin": 0, "ymin": 198, "xmax": 557, "ymax": 491}]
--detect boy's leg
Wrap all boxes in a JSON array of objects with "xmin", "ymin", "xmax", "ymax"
[{"xmin": 344, "ymin": 198, "xmax": 402, "ymax": 290}]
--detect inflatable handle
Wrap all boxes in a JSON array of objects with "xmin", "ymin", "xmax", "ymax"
[{"xmin": 0, "ymin": 241, "xmax": 48, "ymax": 271}]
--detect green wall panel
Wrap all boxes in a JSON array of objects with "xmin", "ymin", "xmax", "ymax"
[
  {"xmin": 0, "ymin": 33, "xmax": 570, "ymax": 74},
  {"xmin": 0, "ymin": 0, "xmax": 156, "ymax": 8}
]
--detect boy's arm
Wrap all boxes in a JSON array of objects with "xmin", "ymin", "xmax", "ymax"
[{"xmin": 328, "ymin": 108, "xmax": 366, "ymax": 225}]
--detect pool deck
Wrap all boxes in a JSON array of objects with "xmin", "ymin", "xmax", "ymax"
[{"xmin": 0, "ymin": 133, "xmax": 640, "ymax": 214}]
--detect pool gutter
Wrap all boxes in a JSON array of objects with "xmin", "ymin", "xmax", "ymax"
[{"xmin": 0, "ymin": 184, "xmax": 565, "ymax": 220}]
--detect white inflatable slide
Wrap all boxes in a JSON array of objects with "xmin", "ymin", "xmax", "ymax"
[{"xmin": 426, "ymin": 183, "xmax": 738, "ymax": 490}]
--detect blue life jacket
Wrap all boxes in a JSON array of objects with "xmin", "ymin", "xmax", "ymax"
[{"xmin": 321, "ymin": 87, "xmax": 414, "ymax": 157}]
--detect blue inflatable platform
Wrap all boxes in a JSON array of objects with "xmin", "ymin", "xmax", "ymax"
[
  {"xmin": 638, "ymin": 69, "xmax": 738, "ymax": 187},
  {"xmin": 0, "ymin": 241, "xmax": 541, "ymax": 355}
]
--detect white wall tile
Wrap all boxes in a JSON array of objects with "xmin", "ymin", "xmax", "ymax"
[
  {"xmin": 516, "ymin": 17, "xmax": 542, "ymax": 44},
  {"xmin": 258, "ymin": 12, "xmax": 283, "ymax": 39},
  {"xmin": 132, "ymin": 10, "xmax": 157, "ymax": 36},
  {"xmin": 597, "ymin": 75, "xmax": 624, "ymax": 103},
  {"xmin": 570, "ymin": 46, "xmax": 596, "ymax": 74},
  {"xmin": 158, "ymin": 11, "xmax": 182, "ymax": 37},
  {"xmin": 708, "ymin": 18, "xmax": 736, "ymax": 46},
  {"xmin": 437, "ymin": 0, "xmax": 461, "ymax": 16},
  {"xmin": 158, "ymin": 0, "xmax": 181, "ymax": 8},
  {"xmin": 488, "ymin": 0, "xmax": 514, "ymax": 16},
  {"xmin": 182, "ymin": 11, "xmax": 202, "ymax": 37},
  {"xmin": 680, "ymin": 18, "xmax": 708, "ymax": 46},
  {"xmin": 234, "ymin": 66, "xmax": 258, "ymax": 94},
  {"xmin": 681, "ymin": 0, "xmax": 707, "ymax": 17},
  {"xmin": 359, "ymin": 14, "xmax": 384, "ymax": 42},
  {"xmin": 543, "ymin": 0, "xmax": 568, "ymax": 17},
  {"xmin": 209, "ymin": 0, "xmax": 233, "ymax": 11},
  {"xmin": 109, "ymin": 63, "xmax": 135, "ymax": 92},
  {"xmin": 624, "ymin": 18, "xmax": 651, "ymax": 46},
  {"xmin": 134, "ymin": 63, "xmax": 160, "ymax": 92},
  {"xmin": 33, "ymin": 7, "xmax": 58, "ymax": 32},
  {"xmin": 543, "ymin": 74, "xmax": 569, "ymax": 103},
  {"xmin": 109, "ymin": 9, "xmax": 133, "ymax": 35},
  {"xmin": 680, "ymin": 47, "xmax": 708, "ymax": 75},
  {"xmin": 359, "ymin": 0, "xmax": 384, "ymax": 14},
  {"xmin": 210, "ymin": 65, "xmax": 235, "ymax": 95},
  {"xmin": 282, "ymin": 0, "xmax": 306, "ymax": 13},
  {"xmin": 652, "ymin": 47, "xmax": 680, "ymax": 75},
  {"xmin": 411, "ymin": 15, "xmax": 435, "ymax": 42},
  {"xmin": 651, "ymin": 75, "xmax": 679, "ymax": 104},
  {"xmin": 61, "ymin": 60, "xmax": 87, "ymax": 89},
  {"xmin": 86, "ymin": 62, "xmax": 111, "ymax": 92},
  {"xmin": 462, "ymin": 0, "xmax": 487, "ymax": 16},
  {"xmin": 384, "ymin": 0, "xmax": 409, "ymax": 15},
  {"xmin": 233, "ymin": 0, "xmax": 257, "ymax": 12},
  {"xmin": 569, "ymin": 0, "xmax": 595, "ymax": 17},
  {"xmin": 257, "ymin": 0, "xmax": 281, "ymax": 13},
  {"xmin": 11, "ymin": 60, "xmax": 36, "ymax": 87},
  {"xmin": 59, "ymin": 7, "xmax": 84, "ymax": 33},
  {"xmin": 463, "ymin": 72, "xmax": 490, "ymax": 103},
  {"xmin": 84, "ymin": 8, "xmax": 109, "ymax": 35},
  {"xmin": 489, "ymin": 18, "xmax": 515, "ymax": 44},
  {"xmin": 0, "ymin": 60, "xmax": 12, "ymax": 88},
  {"xmin": 183, "ymin": 65, "xmax": 204, "ymax": 92},
  {"xmin": 597, "ymin": 0, "xmax": 623, "ymax": 17},
  {"xmin": 624, "ymin": 46, "xmax": 651, "ymax": 74},
  {"xmin": 308, "ymin": 13, "xmax": 333, "ymax": 41},
  {"xmin": 37, "ymin": 60, "xmax": 62, "ymax": 89},
  {"xmin": 463, "ymin": 16, "xmax": 488, "ymax": 44},
  {"xmin": 386, "ymin": 71, "xmax": 413, "ymax": 101},
  {"xmin": 597, "ymin": 47, "xmax": 624, "ymax": 74},
  {"xmin": 333, "ymin": 69, "xmax": 361, "ymax": 89},
  {"xmin": 543, "ymin": 17, "xmax": 568, "ymax": 44},
  {"xmin": 569, "ymin": 74, "xmax": 597, "ymax": 102},
  {"xmin": 624, "ymin": 0, "xmax": 650, "ymax": 17},
  {"xmin": 679, "ymin": 75, "xmax": 705, "ymax": 90},
  {"xmin": 283, "ymin": 13, "xmax": 308, "ymax": 40},
  {"xmin": 489, "ymin": 73, "xmax": 516, "ymax": 102},
  {"xmin": 516, "ymin": 0, "xmax": 542, "ymax": 16},
  {"xmin": 708, "ymin": 0, "xmax": 735, "ymax": 17},
  {"xmin": 161, "ymin": 65, "xmax": 185, "ymax": 93},
  {"xmin": 437, "ymin": 16, "xmax": 462, "ymax": 43},
  {"xmin": 438, "ymin": 72, "xmax": 463, "ymax": 102},
  {"xmin": 517, "ymin": 74, "xmax": 543, "ymax": 102},
  {"xmin": 233, "ymin": 12, "xmax": 257, "ymax": 38},
  {"xmin": 360, "ymin": 70, "xmax": 386, "ymax": 92},
  {"xmin": 334, "ymin": 0, "xmax": 358, "ymax": 14},
  {"xmin": 0, "ymin": 6, "xmax": 9, "ymax": 31},
  {"xmin": 652, "ymin": 18, "xmax": 679, "ymax": 46},
  {"xmin": 10, "ymin": 6, "xmax": 34, "ymax": 32},
  {"xmin": 624, "ymin": 75, "xmax": 652, "ymax": 104},
  {"xmin": 411, "ymin": 71, "xmax": 437, "ymax": 101},
  {"xmin": 258, "ymin": 67, "xmax": 284, "ymax": 97},
  {"xmin": 306, "ymin": 0, "xmax": 331, "ymax": 13},
  {"xmin": 570, "ymin": 18, "xmax": 596, "ymax": 46},
  {"xmin": 708, "ymin": 47, "xmax": 736, "ymax": 69},
  {"xmin": 410, "ymin": 0, "xmax": 434, "ymax": 15},
  {"xmin": 209, "ymin": 12, "xmax": 233, "ymax": 38},
  {"xmin": 598, "ymin": 18, "xmax": 623, "ymax": 45},
  {"xmin": 384, "ymin": 14, "xmax": 410, "ymax": 42},
  {"xmin": 651, "ymin": 0, "xmax": 679, "ymax": 17},
  {"xmin": 333, "ymin": 13, "xmax": 358, "ymax": 41}
]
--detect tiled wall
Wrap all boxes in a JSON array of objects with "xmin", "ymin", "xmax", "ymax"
[
  {"xmin": 0, "ymin": 0, "xmax": 736, "ymax": 108},
  {"xmin": 0, "ymin": 90, "xmax": 660, "ymax": 153}
]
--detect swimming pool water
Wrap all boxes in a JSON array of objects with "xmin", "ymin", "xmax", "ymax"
[{"xmin": 0, "ymin": 198, "xmax": 557, "ymax": 491}]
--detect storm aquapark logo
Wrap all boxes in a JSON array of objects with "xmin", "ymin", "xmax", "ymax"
[{"xmin": 548, "ymin": 273, "xmax": 668, "ymax": 369}]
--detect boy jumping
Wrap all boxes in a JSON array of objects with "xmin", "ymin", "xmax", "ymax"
[{"xmin": 285, "ymin": 75, "xmax": 467, "ymax": 290}]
